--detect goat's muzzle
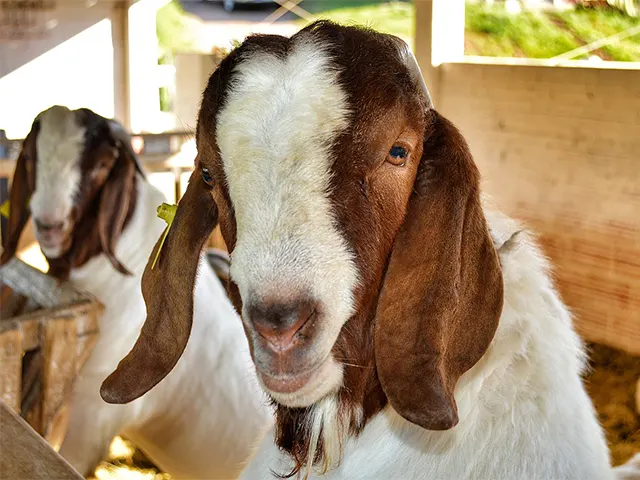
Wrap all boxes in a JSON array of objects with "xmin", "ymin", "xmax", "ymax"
[
  {"xmin": 33, "ymin": 215, "xmax": 72, "ymax": 257},
  {"xmin": 245, "ymin": 298, "xmax": 333, "ymax": 396}
]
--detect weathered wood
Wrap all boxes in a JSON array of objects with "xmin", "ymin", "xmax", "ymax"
[
  {"xmin": 0, "ymin": 258, "xmax": 103, "ymax": 447},
  {"xmin": 0, "ymin": 256, "xmax": 85, "ymax": 307},
  {"xmin": 0, "ymin": 399, "xmax": 83, "ymax": 480},
  {"xmin": 439, "ymin": 62, "xmax": 640, "ymax": 356},
  {"xmin": 0, "ymin": 329, "xmax": 21, "ymax": 413},
  {"xmin": 40, "ymin": 316, "xmax": 77, "ymax": 440}
]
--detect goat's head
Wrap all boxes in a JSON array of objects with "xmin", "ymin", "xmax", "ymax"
[
  {"xmin": 102, "ymin": 20, "xmax": 504, "ymax": 471},
  {"xmin": 0, "ymin": 105, "xmax": 144, "ymax": 280}
]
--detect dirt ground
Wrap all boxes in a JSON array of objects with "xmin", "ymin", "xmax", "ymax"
[{"xmin": 90, "ymin": 342, "xmax": 639, "ymax": 479}]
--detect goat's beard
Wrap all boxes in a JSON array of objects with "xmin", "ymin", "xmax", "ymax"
[{"xmin": 272, "ymin": 304, "xmax": 386, "ymax": 478}]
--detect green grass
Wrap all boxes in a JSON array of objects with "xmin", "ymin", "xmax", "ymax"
[
  {"xmin": 465, "ymin": 3, "xmax": 640, "ymax": 61},
  {"xmin": 465, "ymin": 3, "xmax": 578, "ymax": 58},
  {"xmin": 156, "ymin": 0, "xmax": 197, "ymax": 62},
  {"xmin": 155, "ymin": 0, "xmax": 639, "ymax": 62},
  {"xmin": 295, "ymin": 0, "xmax": 414, "ymax": 41},
  {"xmin": 553, "ymin": 7, "xmax": 640, "ymax": 61}
]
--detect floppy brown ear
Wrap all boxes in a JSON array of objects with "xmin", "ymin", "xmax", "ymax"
[
  {"xmin": 374, "ymin": 111, "xmax": 504, "ymax": 431},
  {"xmin": 107, "ymin": 119, "xmax": 146, "ymax": 179},
  {"xmin": 97, "ymin": 144, "xmax": 137, "ymax": 276},
  {"xmin": 1, "ymin": 127, "xmax": 38, "ymax": 265},
  {"xmin": 100, "ymin": 171, "xmax": 217, "ymax": 404}
]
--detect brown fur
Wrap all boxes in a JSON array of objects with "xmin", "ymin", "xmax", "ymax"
[
  {"xmin": 0, "ymin": 108, "xmax": 141, "ymax": 281},
  {"xmin": 101, "ymin": 21, "xmax": 504, "ymax": 476}
]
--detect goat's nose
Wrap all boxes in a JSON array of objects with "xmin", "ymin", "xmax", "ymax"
[
  {"xmin": 248, "ymin": 300, "xmax": 317, "ymax": 353},
  {"xmin": 34, "ymin": 217, "xmax": 64, "ymax": 232}
]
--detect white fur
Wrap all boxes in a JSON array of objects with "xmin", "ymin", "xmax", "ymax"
[
  {"xmin": 216, "ymin": 39, "xmax": 358, "ymax": 408},
  {"xmin": 53, "ymin": 170, "xmax": 273, "ymax": 477},
  {"xmin": 240, "ymin": 207, "xmax": 617, "ymax": 479},
  {"xmin": 31, "ymin": 106, "xmax": 84, "ymax": 258}
]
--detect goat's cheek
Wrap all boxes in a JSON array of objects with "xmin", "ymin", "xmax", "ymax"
[{"xmin": 370, "ymin": 169, "xmax": 414, "ymax": 226}]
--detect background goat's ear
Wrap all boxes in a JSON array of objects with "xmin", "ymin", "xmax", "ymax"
[
  {"xmin": 1, "ymin": 128, "xmax": 38, "ymax": 265},
  {"xmin": 100, "ymin": 172, "xmax": 218, "ymax": 404},
  {"xmin": 374, "ymin": 111, "xmax": 504, "ymax": 430},
  {"xmin": 97, "ymin": 148, "xmax": 136, "ymax": 276},
  {"xmin": 107, "ymin": 119, "xmax": 146, "ymax": 179}
]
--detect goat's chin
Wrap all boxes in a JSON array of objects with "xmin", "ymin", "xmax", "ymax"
[
  {"xmin": 36, "ymin": 230, "xmax": 73, "ymax": 260},
  {"xmin": 260, "ymin": 356, "xmax": 343, "ymax": 408},
  {"xmin": 39, "ymin": 243, "xmax": 64, "ymax": 259}
]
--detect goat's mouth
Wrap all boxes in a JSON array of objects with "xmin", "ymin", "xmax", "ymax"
[
  {"xmin": 257, "ymin": 354, "xmax": 343, "ymax": 407},
  {"xmin": 35, "ymin": 228, "xmax": 73, "ymax": 258}
]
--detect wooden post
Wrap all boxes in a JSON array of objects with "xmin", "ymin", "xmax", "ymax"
[
  {"xmin": 0, "ymin": 328, "xmax": 22, "ymax": 413},
  {"xmin": 431, "ymin": 0, "xmax": 465, "ymax": 67}
]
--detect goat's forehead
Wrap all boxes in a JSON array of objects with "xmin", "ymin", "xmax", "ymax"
[
  {"xmin": 216, "ymin": 40, "xmax": 348, "ymax": 213},
  {"xmin": 35, "ymin": 107, "xmax": 86, "ymax": 171}
]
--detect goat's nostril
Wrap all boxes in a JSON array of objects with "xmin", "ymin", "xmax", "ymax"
[{"xmin": 249, "ymin": 301, "xmax": 317, "ymax": 352}]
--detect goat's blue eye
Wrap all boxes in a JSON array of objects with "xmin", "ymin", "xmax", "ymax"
[
  {"xmin": 201, "ymin": 167, "xmax": 213, "ymax": 186},
  {"xmin": 389, "ymin": 146, "xmax": 408, "ymax": 159},
  {"xmin": 387, "ymin": 145, "xmax": 409, "ymax": 166}
]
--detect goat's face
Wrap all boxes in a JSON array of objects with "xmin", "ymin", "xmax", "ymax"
[
  {"xmin": 103, "ymin": 22, "xmax": 504, "ymax": 440},
  {"xmin": 1, "ymin": 105, "xmax": 142, "ymax": 278},
  {"xmin": 209, "ymin": 38, "xmax": 428, "ymax": 408}
]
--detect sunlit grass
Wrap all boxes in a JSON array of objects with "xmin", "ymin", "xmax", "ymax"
[
  {"xmin": 465, "ymin": 3, "xmax": 640, "ymax": 61},
  {"xmin": 297, "ymin": 0, "xmax": 415, "ymax": 43}
]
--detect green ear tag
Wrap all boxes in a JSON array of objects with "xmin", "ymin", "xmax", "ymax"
[
  {"xmin": 0, "ymin": 199, "xmax": 9, "ymax": 219},
  {"xmin": 0, "ymin": 196, "xmax": 30, "ymax": 219},
  {"xmin": 151, "ymin": 202, "xmax": 178, "ymax": 270}
]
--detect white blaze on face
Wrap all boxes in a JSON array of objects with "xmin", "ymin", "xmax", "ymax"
[
  {"xmin": 217, "ymin": 39, "xmax": 358, "ymax": 340},
  {"xmin": 30, "ymin": 105, "xmax": 84, "ymax": 257}
]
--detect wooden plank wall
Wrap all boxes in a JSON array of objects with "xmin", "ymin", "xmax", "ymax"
[{"xmin": 439, "ymin": 63, "xmax": 640, "ymax": 354}]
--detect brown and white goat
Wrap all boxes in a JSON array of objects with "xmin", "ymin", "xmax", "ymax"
[
  {"xmin": 102, "ymin": 22, "xmax": 636, "ymax": 479},
  {"xmin": 1, "ymin": 106, "xmax": 272, "ymax": 479}
]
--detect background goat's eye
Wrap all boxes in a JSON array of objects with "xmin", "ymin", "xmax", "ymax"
[
  {"xmin": 387, "ymin": 145, "xmax": 409, "ymax": 166},
  {"xmin": 201, "ymin": 167, "xmax": 213, "ymax": 186}
]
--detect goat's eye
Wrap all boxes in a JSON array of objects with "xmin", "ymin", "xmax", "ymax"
[
  {"xmin": 201, "ymin": 167, "xmax": 213, "ymax": 186},
  {"xmin": 387, "ymin": 145, "xmax": 409, "ymax": 166}
]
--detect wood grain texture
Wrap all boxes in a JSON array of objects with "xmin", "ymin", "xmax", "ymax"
[
  {"xmin": 0, "ymin": 329, "xmax": 22, "ymax": 412},
  {"xmin": 440, "ymin": 63, "xmax": 640, "ymax": 355},
  {"xmin": 0, "ymin": 399, "xmax": 83, "ymax": 480},
  {"xmin": 0, "ymin": 259, "xmax": 103, "ymax": 445}
]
